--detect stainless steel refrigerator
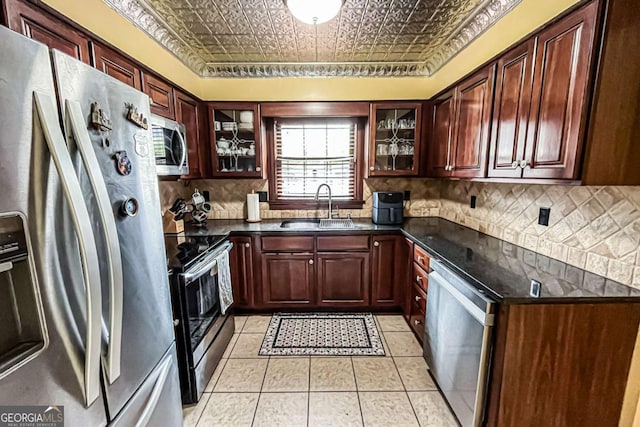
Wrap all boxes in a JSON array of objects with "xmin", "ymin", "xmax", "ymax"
[{"xmin": 0, "ymin": 26, "xmax": 182, "ymax": 426}]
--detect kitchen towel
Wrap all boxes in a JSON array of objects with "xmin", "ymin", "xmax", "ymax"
[{"xmin": 215, "ymin": 248, "xmax": 233, "ymax": 315}]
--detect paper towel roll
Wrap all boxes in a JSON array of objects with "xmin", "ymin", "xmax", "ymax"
[{"xmin": 246, "ymin": 193, "xmax": 260, "ymax": 222}]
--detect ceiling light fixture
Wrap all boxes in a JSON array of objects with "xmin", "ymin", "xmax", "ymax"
[{"xmin": 285, "ymin": 0, "xmax": 344, "ymax": 25}]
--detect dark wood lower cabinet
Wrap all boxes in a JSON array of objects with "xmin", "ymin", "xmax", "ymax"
[
  {"xmin": 260, "ymin": 253, "xmax": 314, "ymax": 307},
  {"xmin": 371, "ymin": 235, "xmax": 401, "ymax": 307},
  {"xmin": 317, "ymin": 252, "xmax": 369, "ymax": 306},
  {"xmin": 486, "ymin": 302, "xmax": 640, "ymax": 426},
  {"xmin": 229, "ymin": 236, "xmax": 254, "ymax": 308}
]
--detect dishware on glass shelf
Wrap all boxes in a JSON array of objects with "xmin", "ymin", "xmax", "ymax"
[
  {"xmin": 217, "ymin": 137, "xmax": 229, "ymax": 149},
  {"xmin": 238, "ymin": 122, "xmax": 253, "ymax": 131},
  {"xmin": 377, "ymin": 144, "xmax": 388, "ymax": 156},
  {"xmin": 408, "ymin": 145, "xmax": 414, "ymax": 155},
  {"xmin": 400, "ymin": 144, "xmax": 409, "ymax": 155},
  {"xmin": 242, "ymin": 148, "xmax": 250, "ymax": 156},
  {"xmin": 239, "ymin": 111, "xmax": 253, "ymax": 124},
  {"xmin": 247, "ymin": 164, "xmax": 254, "ymax": 172},
  {"xmin": 214, "ymin": 121, "xmax": 221, "ymax": 131},
  {"xmin": 221, "ymin": 160, "xmax": 228, "ymax": 172},
  {"xmin": 247, "ymin": 143, "xmax": 256, "ymax": 156},
  {"xmin": 389, "ymin": 143, "xmax": 399, "ymax": 156},
  {"xmin": 222, "ymin": 122, "xmax": 237, "ymax": 131},
  {"xmin": 398, "ymin": 119, "xmax": 408, "ymax": 129},
  {"xmin": 386, "ymin": 118, "xmax": 395, "ymax": 129},
  {"xmin": 377, "ymin": 119, "xmax": 385, "ymax": 129}
]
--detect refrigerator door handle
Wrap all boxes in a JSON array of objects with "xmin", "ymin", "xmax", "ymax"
[
  {"xmin": 134, "ymin": 351, "xmax": 172, "ymax": 427},
  {"xmin": 34, "ymin": 92, "xmax": 102, "ymax": 407},
  {"xmin": 175, "ymin": 126, "xmax": 187, "ymax": 172},
  {"xmin": 65, "ymin": 100, "xmax": 124, "ymax": 384}
]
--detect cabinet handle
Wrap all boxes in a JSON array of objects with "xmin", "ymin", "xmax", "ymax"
[
  {"xmin": 519, "ymin": 160, "xmax": 529, "ymax": 169},
  {"xmin": 309, "ymin": 259, "xmax": 314, "ymax": 265},
  {"xmin": 369, "ymin": 166, "xmax": 375, "ymax": 171},
  {"xmin": 414, "ymin": 295, "xmax": 421, "ymax": 302},
  {"xmin": 416, "ymin": 276, "xmax": 422, "ymax": 282},
  {"xmin": 414, "ymin": 320, "xmax": 422, "ymax": 325},
  {"xmin": 512, "ymin": 161, "xmax": 519, "ymax": 169},
  {"xmin": 256, "ymin": 167, "xmax": 261, "ymax": 172},
  {"xmin": 417, "ymin": 256, "xmax": 424, "ymax": 263},
  {"xmin": 244, "ymin": 242, "xmax": 250, "ymax": 248},
  {"xmin": 373, "ymin": 241, "xmax": 379, "ymax": 247}
]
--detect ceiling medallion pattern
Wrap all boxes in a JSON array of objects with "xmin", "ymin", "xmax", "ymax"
[{"xmin": 103, "ymin": 0, "xmax": 522, "ymax": 78}]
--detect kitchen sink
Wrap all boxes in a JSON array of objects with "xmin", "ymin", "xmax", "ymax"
[
  {"xmin": 280, "ymin": 219, "xmax": 320, "ymax": 229},
  {"xmin": 279, "ymin": 218, "xmax": 355, "ymax": 229}
]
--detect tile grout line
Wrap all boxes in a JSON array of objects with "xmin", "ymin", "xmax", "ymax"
[
  {"xmin": 306, "ymin": 356, "xmax": 311, "ymax": 427},
  {"xmin": 250, "ymin": 350, "xmax": 271, "ymax": 426},
  {"xmin": 350, "ymin": 356, "xmax": 366, "ymax": 427},
  {"xmin": 192, "ymin": 391, "xmax": 213, "ymax": 427},
  {"xmin": 390, "ymin": 352, "xmax": 422, "ymax": 426}
]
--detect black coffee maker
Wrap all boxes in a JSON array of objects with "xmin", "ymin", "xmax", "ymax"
[{"xmin": 372, "ymin": 192, "xmax": 404, "ymax": 225}]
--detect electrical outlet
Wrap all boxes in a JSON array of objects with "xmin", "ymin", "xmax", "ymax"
[
  {"xmin": 538, "ymin": 207, "xmax": 551, "ymax": 226},
  {"xmin": 530, "ymin": 279, "xmax": 542, "ymax": 297},
  {"xmin": 470, "ymin": 195, "xmax": 477, "ymax": 209},
  {"xmin": 403, "ymin": 190, "xmax": 411, "ymax": 201},
  {"xmin": 257, "ymin": 191, "xmax": 268, "ymax": 202}
]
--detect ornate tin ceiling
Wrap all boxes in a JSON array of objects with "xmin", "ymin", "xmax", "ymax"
[{"xmin": 103, "ymin": 0, "xmax": 522, "ymax": 78}]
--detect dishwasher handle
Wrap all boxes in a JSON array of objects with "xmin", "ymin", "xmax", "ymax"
[{"xmin": 429, "ymin": 270, "xmax": 494, "ymax": 326}]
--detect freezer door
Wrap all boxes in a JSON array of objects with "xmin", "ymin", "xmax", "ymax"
[
  {"xmin": 110, "ymin": 344, "xmax": 183, "ymax": 427},
  {"xmin": 0, "ymin": 27, "xmax": 107, "ymax": 425},
  {"xmin": 51, "ymin": 50, "xmax": 177, "ymax": 419}
]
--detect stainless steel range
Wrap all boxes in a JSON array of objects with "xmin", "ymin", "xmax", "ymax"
[{"xmin": 165, "ymin": 234, "xmax": 235, "ymax": 404}]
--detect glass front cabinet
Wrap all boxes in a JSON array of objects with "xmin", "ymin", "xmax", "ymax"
[
  {"xmin": 209, "ymin": 103, "xmax": 264, "ymax": 178},
  {"xmin": 368, "ymin": 103, "xmax": 423, "ymax": 176}
]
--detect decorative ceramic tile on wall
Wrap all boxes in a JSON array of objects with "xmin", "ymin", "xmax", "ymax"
[{"xmin": 159, "ymin": 178, "xmax": 640, "ymax": 288}]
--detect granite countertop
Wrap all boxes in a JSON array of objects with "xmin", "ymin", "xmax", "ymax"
[{"xmin": 170, "ymin": 218, "xmax": 640, "ymax": 304}]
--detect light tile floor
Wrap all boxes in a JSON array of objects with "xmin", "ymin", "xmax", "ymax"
[{"xmin": 183, "ymin": 315, "xmax": 458, "ymax": 427}]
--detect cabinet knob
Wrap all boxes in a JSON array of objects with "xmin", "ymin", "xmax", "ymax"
[
  {"xmin": 416, "ymin": 276, "xmax": 422, "ymax": 282},
  {"xmin": 173, "ymin": 319, "xmax": 180, "ymax": 327},
  {"xmin": 245, "ymin": 242, "xmax": 250, "ymax": 248},
  {"xmin": 519, "ymin": 160, "xmax": 529, "ymax": 169},
  {"xmin": 369, "ymin": 166, "xmax": 375, "ymax": 171},
  {"xmin": 417, "ymin": 256, "xmax": 424, "ymax": 263},
  {"xmin": 309, "ymin": 259, "xmax": 314, "ymax": 265},
  {"xmin": 256, "ymin": 167, "xmax": 261, "ymax": 172},
  {"xmin": 373, "ymin": 241, "xmax": 380, "ymax": 247},
  {"xmin": 414, "ymin": 319, "xmax": 421, "ymax": 325},
  {"xmin": 415, "ymin": 295, "xmax": 421, "ymax": 302},
  {"xmin": 512, "ymin": 161, "xmax": 519, "ymax": 169}
]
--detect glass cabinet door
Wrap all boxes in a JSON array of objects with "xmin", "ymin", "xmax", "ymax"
[
  {"xmin": 209, "ymin": 103, "xmax": 262, "ymax": 178},
  {"xmin": 369, "ymin": 103, "xmax": 422, "ymax": 176}
]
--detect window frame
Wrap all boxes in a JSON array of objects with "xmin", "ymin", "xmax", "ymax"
[{"xmin": 265, "ymin": 115, "xmax": 366, "ymax": 210}]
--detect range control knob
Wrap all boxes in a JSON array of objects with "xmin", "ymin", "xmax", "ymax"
[{"xmin": 120, "ymin": 197, "xmax": 139, "ymax": 217}]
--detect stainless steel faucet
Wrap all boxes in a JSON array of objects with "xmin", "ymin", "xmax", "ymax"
[{"xmin": 314, "ymin": 183, "xmax": 332, "ymax": 219}]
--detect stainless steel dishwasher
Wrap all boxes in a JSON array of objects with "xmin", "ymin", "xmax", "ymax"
[{"xmin": 423, "ymin": 260, "xmax": 496, "ymax": 427}]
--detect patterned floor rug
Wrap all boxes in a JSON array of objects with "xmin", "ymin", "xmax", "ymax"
[{"xmin": 259, "ymin": 312, "xmax": 386, "ymax": 356}]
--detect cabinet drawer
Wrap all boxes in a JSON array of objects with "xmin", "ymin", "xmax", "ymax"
[
  {"xmin": 411, "ymin": 283, "xmax": 427, "ymax": 313},
  {"xmin": 413, "ymin": 262, "xmax": 429, "ymax": 293},
  {"xmin": 413, "ymin": 245, "xmax": 430, "ymax": 271},
  {"xmin": 317, "ymin": 235, "xmax": 369, "ymax": 251},
  {"xmin": 261, "ymin": 236, "xmax": 314, "ymax": 252}
]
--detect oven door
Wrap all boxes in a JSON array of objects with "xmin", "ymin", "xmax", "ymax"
[
  {"xmin": 179, "ymin": 241, "xmax": 233, "ymax": 362},
  {"xmin": 152, "ymin": 116, "xmax": 188, "ymax": 176}
]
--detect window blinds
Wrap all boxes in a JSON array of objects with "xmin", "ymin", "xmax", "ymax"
[{"xmin": 275, "ymin": 119, "xmax": 357, "ymax": 199}]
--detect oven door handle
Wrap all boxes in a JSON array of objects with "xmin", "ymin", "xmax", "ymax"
[
  {"xmin": 175, "ymin": 126, "xmax": 187, "ymax": 172},
  {"xmin": 181, "ymin": 241, "xmax": 233, "ymax": 283}
]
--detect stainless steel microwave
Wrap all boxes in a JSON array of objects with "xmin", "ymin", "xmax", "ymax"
[{"xmin": 151, "ymin": 114, "xmax": 188, "ymax": 176}]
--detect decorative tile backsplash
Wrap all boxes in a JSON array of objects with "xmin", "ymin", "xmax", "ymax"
[{"xmin": 159, "ymin": 179, "xmax": 640, "ymax": 289}]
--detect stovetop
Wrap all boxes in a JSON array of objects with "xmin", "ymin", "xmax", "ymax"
[{"xmin": 165, "ymin": 234, "xmax": 228, "ymax": 271}]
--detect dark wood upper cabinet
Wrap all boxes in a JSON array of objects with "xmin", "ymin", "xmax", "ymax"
[
  {"xmin": 523, "ymin": 2, "xmax": 597, "ymax": 180},
  {"xmin": 174, "ymin": 90, "xmax": 208, "ymax": 179},
  {"xmin": 260, "ymin": 253, "xmax": 315, "ymax": 306},
  {"xmin": 368, "ymin": 102, "xmax": 423, "ymax": 177},
  {"xmin": 450, "ymin": 65, "xmax": 495, "ymax": 178},
  {"xmin": 427, "ymin": 89, "xmax": 456, "ymax": 178},
  {"xmin": 427, "ymin": 65, "xmax": 494, "ymax": 179},
  {"xmin": 488, "ymin": 39, "xmax": 535, "ymax": 178},
  {"xmin": 371, "ymin": 235, "xmax": 400, "ymax": 307},
  {"xmin": 317, "ymin": 252, "xmax": 370, "ymax": 306},
  {"xmin": 229, "ymin": 236, "xmax": 254, "ymax": 308},
  {"xmin": 142, "ymin": 72, "xmax": 175, "ymax": 120},
  {"xmin": 3, "ymin": 0, "xmax": 90, "ymax": 64},
  {"xmin": 91, "ymin": 42, "xmax": 141, "ymax": 90}
]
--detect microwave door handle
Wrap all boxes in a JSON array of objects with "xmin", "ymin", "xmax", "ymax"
[
  {"xmin": 65, "ymin": 100, "xmax": 123, "ymax": 384},
  {"xmin": 175, "ymin": 126, "xmax": 187, "ymax": 171},
  {"xmin": 34, "ymin": 92, "xmax": 102, "ymax": 407}
]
